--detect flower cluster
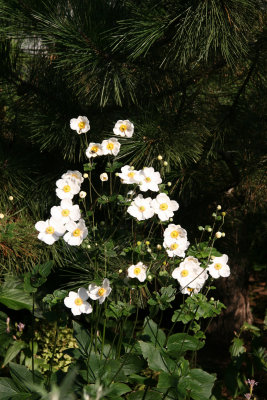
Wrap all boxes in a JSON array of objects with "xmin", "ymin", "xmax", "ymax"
[
  {"xmin": 64, "ymin": 279, "xmax": 112, "ymax": 316},
  {"xmin": 35, "ymin": 170, "xmax": 88, "ymax": 246},
  {"xmin": 163, "ymin": 224, "xmax": 190, "ymax": 258}
]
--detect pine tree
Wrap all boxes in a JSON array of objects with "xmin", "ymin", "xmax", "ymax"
[{"xmin": 0, "ymin": 0, "xmax": 266, "ymax": 334}]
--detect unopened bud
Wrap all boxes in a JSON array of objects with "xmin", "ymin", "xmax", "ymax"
[
  {"xmin": 147, "ymin": 248, "xmax": 152, "ymax": 253},
  {"xmin": 83, "ymin": 173, "xmax": 88, "ymax": 178},
  {"xmin": 137, "ymin": 241, "xmax": 141, "ymax": 246},
  {"xmin": 215, "ymin": 232, "xmax": 222, "ymax": 238},
  {"xmin": 145, "ymin": 241, "xmax": 150, "ymax": 245},
  {"xmin": 163, "ymin": 161, "xmax": 168, "ymax": 166},
  {"xmin": 8, "ymin": 196, "xmax": 14, "ymax": 201},
  {"xmin": 198, "ymin": 226, "xmax": 204, "ymax": 231},
  {"xmin": 207, "ymin": 227, "xmax": 212, "ymax": 232},
  {"xmin": 167, "ymin": 182, "xmax": 172, "ymax": 187},
  {"xmin": 130, "ymin": 166, "xmax": 135, "ymax": 170},
  {"xmin": 0, "ymin": 213, "xmax": 4, "ymax": 219},
  {"xmin": 210, "ymin": 297, "xmax": 214, "ymax": 301},
  {"xmin": 222, "ymin": 212, "xmax": 226, "ymax": 216},
  {"xmin": 147, "ymin": 274, "xmax": 152, "ymax": 280},
  {"xmin": 217, "ymin": 205, "xmax": 222, "ymax": 210},
  {"xmin": 157, "ymin": 244, "xmax": 162, "ymax": 250},
  {"xmin": 87, "ymin": 245, "xmax": 91, "ymax": 249},
  {"xmin": 118, "ymin": 269, "xmax": 122, "ymax": 273},
  {"xmin": 157, "ymin": 155, "xmax": 163, "ymax": 160},
  {"xmin": 169, "ymin": 218, "xmax": 173, "ymax": 222},
  {"xmin": 221, "ymin": 232, "xmax": 225, "ymax": 237}
]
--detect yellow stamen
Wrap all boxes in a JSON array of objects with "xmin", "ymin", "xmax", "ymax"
[
  {"xmin": 119, "ymin": 124, "xmax": 127, "ymax": 132},
  {"xmin": 171, "ymin": 230, "xmax": 179, "ymax": 238},
  {"xmin": 127, "ymin": 172, "xmax": 135, "ymax": 178},
  {"xmin": 78, "ymin": 121, "xmax": 86, "ymax": 130},
  {"xmin": 73, "ymin": 228, "xmax": 81, "ymax": 237},
  {"xmin": 45, "ymin": 226, "xmax": 55, "ymax": 234},
  {"xmin": 91, "ymin": 146, "xmax": 99, "ymax": 153},
  {"xmin": 214, "ymin": 263, "xmax": 222, "ymax": 270},
  {"xmin": 180, "ymin": 269, "xmax": 189, "ymax": 277},
  {"xmin": 160, "ymin": 203, "xmax": 168, "ymax": 211},
  {"xmin": 63, "ymin": 185, "xmax": 71, "ymax": 193},
  {"xmin": 134, "ymin": 267, "xmax": 141, "ymax": 275},
  {"xmin": 145, "ymin": 177, "xmax": 151, "ymax": 182},
  {"xmin": 170, "ymin": 243, "xmax": 178, "ymax": 250},
  {"xmin": 107, "ymin": 142, "xmax": 114, "ymax": 150},
  {"xmin": 71, "ymin": 173, "xmax": 79, "ymax": 179},
  {"xmin": 98, "ymin": 288, "xmax": 106, "ymax": 297},
  {"xmin": 61, "ymin": 209, "xmax": 70, "ymax": 217},
  {"xmin": 74, "ymin": 297, "xmax": 83, "ymax": 306},
  {"xmin": 139, "ymin": 206, "xmax": 146, "ymax": 212},
  {"xmin": 187, "ymin": 288, "xmax": 193, "ymax": 292}
]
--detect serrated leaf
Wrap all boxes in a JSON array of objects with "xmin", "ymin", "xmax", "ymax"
[
  {"xmin": 229, "ymin": 337, "xmax": 246, "ymax": 357},
  {"xmin": 177, "ymin": 368, "xmax": 216, "ymax": 400},
  {"xmin": 167, "ymin": 333, "xmax": 204, "ymax": 356},
  {"xmin": 2, "ymin": 341, "xmax": 26, "ymax": 367}
]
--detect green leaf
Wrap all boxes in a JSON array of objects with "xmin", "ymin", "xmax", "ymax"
[
  {"xmin": 127, "ymin": 390, "xmax": 162, "ymax": 400},
  {"xmin": 73, "ymin": 321, "xmax": 91, "ymax": 356},
  {"xmin": 9, "ymin": 362, "xmax": 43, "ymax": 391},
  {"xmin": 109, "ymin": 382, "xmax": 131, "ymax": 397},
  {"xmin": 0, "ymin": 288, "xmax": 32, "ymax": 311},
  {"xmin": 157, "ymin": 371, "xmax": 178, "ymax": 389},
  {"xmin": 142, "ymin": 318, "xmax": 166, "ymax": 348},
  {"xmin": 2, "ymin": 341, "xmax": 26, "ymax": 367},
  {"xmin": 37, "ymin": 261, "xmax": 53, "ymax": 277},
  {"xmin": 167, "ymin": 333, "xmax": 204, "ymax": 356},
  {"xmin": 177, "ymin": 368, "xmax": 216, "ymax": 400},
  {"xmin": 121, "ymin": 355, "xmax": 145, "ymax": 375},
  {"xmin": 139, "ymin": 341, "xmax": 176, "ymax": 373},
  {"xmin": 229, "ymin": 338, "xmax": 246, "ymax": 357},
  {"xmin": 0, "ymin": 378, "xmax": 29, "ymax": 399}
]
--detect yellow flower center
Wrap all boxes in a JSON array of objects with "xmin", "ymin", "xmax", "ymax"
[
  {"xmin": 107, "ymin": 142, "xmax": 114, "ymax": 150},
  {"xmin": 180, "ymin": 269, "xmax": 189, "ymax": 277},
  {"xmin": 160, "ymin": 203, "xmax": 168, "ymax": 211},
  {"xmin": 73, "ymin": 228, "xmax": 81, "ymax": 237},
  {"xmin": 214, "ymin": 263, "xmax": 222, "ymax": 270},
  {"xmin": 78, "ymin": 121, "xmax": 86, "ymax": 129},
  {"xmin": 61, "ymin": 209, "xmax": 70, "ymax": 217},
  {"xmin": 45, "ymin": 226, "xmax": 55, "ymax": 234},
  {"xmin": 145, "ymin": 177, "xmax": 151, "ymax": 182},
  {"xmin": 171, "ymin": 230, "xmax": 179, "ymax": 238},
  {"xmin": 74, "ymin": 297, "xmax": 83, "ymax": 306},
  {"xmin": 91, "ymin": 146, "xmax": 99, "ymax": 153},
  {"xmin": 139, "ymin": 206, "xmax": 146, "ymax": 212},
  {"xmin": 187, "ymin": 288, "xmax": 193, "ymax": 293},
  {"xmin": 170, "ymin": 243, "xmax": 178, "ymax": 250},
  {"xmin": 134, "ymin": 267, "xmax": 141, "ymax": 275},
  {"xmin": 128, "ymin": 172, "xmax": 135, "ymax": 178},
  {"xmin": 98, "ymin": 288, "xmax": 106, "ymax": 297},
  {"xmin": 119, "ymin": 124, "xmax": 127, "ymax": 132},
  {"xmin": 63, "ymin": 185, "xmax": 71, "ymax": 193}
]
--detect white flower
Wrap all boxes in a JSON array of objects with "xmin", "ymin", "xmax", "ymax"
[
  {"xmin": 70, "ymin": 116, "xmax": 90, "ymax": 134},
  {"xmin": 163, "ymin": 224, "xmax": 187, "ymax": 245},
  {"xmin": 85, "ymin": 143, "xmax": 103, "ymax": 159},
  {"xmin": 151, "ymin": 193, "xmax": 179, "ymax": 221},
  {"xmin": 63, "ymin": 218, "xmax": 88, "ymax": 246},
  {"xmin": 56, "ymin": 179, "xmax": 80, "ymax": 200},
  {"xmin": 101, "ymin": 138, "xmax": 121, "ymax": 156},
  {"xmin": 64, "ymin": 288, "xmax": 92, "ymax": 315},
  {"xmin": 50, "ymin": 199, "xmax": 81, "ymax": 224},
  {"xmin": 163, "ymin": 238, "xmax": 190, "ymax": 258},
  {"xmin": 35, "ymin": 218, "xmax": 66, "ymax": 245},
  {"xmin": 138, "ymin": 167, "xmax": 162, "ymax": 192},
  {"xmin": 207, "ymin": 254, "xmax": 230, "ymax": 279},
  {"xmin": 100, "ymin": 173, "xmax": 108, "ymax": 182},
  {"xmin": 61, "ymin": 170, "xmax": 84, "ymax": 185},
  {"xmin": 113, "ymin": 120, "xmax": 134, "ymax": 138},
  {"xmin": 88, "ymin": 279, "xmax": 112, "ymax": 304},
  {"xmin": 127, "ymin": 262, "xmax": 147, "ymax": 282},
  {"xmin": 79, "ymin": 191, "xmax": 87, "ymax": 198},
  {"xmin": 172, "ymin": 256, "xmax": 208, "ymax": 289},
  {"xmin": 117, "ymin": 165, "xmax": 139, "ymax": 184},
  {"xmin": 127, "ymin": 194, "xmax": 154, "ymax": 221}
]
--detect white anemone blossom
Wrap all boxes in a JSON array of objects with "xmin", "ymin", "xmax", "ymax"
[
  {"xmin": 63, "ymin": 218, "xmax": 88, "ymax": 246},
  {"xmin": 85, "ymin": 143, "xmax": 103, "ymax": 159},
  {"xmin": 61, "ymin": 170, "xmax": 84, "ymax": 185},
  {"xmin": 163, "ymin": 238, "xmax": 190, "ymax": 258},
  {"xmin": 100, "ymin": 173, "xmax": 108, "ymax": 182},
  {"xmin": 127, "ymin": 194, "xmax": 154, "ymax": 221},
  {"xmin": 207, "ymin": 254, "xmax": 230, "ymax": 279},
  {"xmin": 138, "ymin": 167, "xmax": 162, "ymax": 192},
  {"xmin": 88, "ymin": 279, "xmax": 112, "ymax": 304},
  {"xmin": 56, "ymin": 179, "xmax": 80, "ymax": 200},
  {"xmin": 127, "ymin": 262, "xmax": 147, "ymax": 282},
  {"xmin": 64, "ymin": 288, "xmax": 92, "ymax": 315},
  {"xmin": 163, "ymin": 224, "xmax": 188, "ymax": 245},
  {"xmin": 151, "ymin": 193, "xmax": 179, "ymax": 221},
  {"xmin": 35, "ymin": 218, "xmax": 66, "ymax": 245},
  {"xmin": 113, "ymin": 120, "xmax": 134, "ymax": 138},
  {"xmin": 172, "ymin": 256, "xmax": 208, "ymax": 292},
  {"xmin": 50, "ymin": 199, "xmax": 81, "ymax": 224},
  {"xmin": 117, "ymin": 165, "xmax": 139, "ymax": 184},
  {"xmin": 70, "ymin": 116, "xmax": 90, "ymax": 134},
  {"xmin": 101, "ymin": 138, "xmax": 121, "ymax": 156}
]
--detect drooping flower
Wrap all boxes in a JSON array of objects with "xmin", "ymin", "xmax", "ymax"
[
  {"xmin": 64, "ymin": 288, "xmax": 92, "ymax": 315},
  {"xmin": 127, "ymin": 262, "xmax": 147, "ymax": 282},
  {"xmin": 63, "ymin": 218, "xmax": 88, "ymax": 246},
  {"xmin": 88, "ymin": 279, "xmax": 112, "ymax": 304},
  {"xmin": 85, "ymin": 143, "xmax": 103, "ymax": 159},
  {"xmin": 35, "ymin": 218, "xmax": 66, "ymax": 245},
  {"xmin": 113, "ymin": 120, "xmax": 134, "ymax": 138},
  {"xmin": 127, "ymin": 194, "xmax": 154, "ymax": 221},
  {"xmin": 100, "ymin": 173, "xmax": 108, "ymax": 181},
  {"xmin": 207, "ymin": 254, "xmax": 230, "ymax": 279},
  {"xmin": 151, "ymin": 193, "xmax": 179, "ymax": 221},
  {"xmin": 117, "ymin": 165, "xmax": 139, "ymax": 184},
  {"xmin": 138, "ymin": 167, "xmax": 162, "ymax": 192},
  {"xmin": 61, "ymin": 170, "xmax": 84, "ymax": 185},
  {"xmin": 70, "ymin": 116, "xmax": 90, "ymax": 134},
  {"xmin": 50, "ymin": 199, "xmax": 81, "ymax": 224},
  {"xmin": 56, "ymin": 179, "xmax": 80, "ymax": 200},
  {"xmin": 172, "ymin": 256, "xmax": 208, "ymax": 291},
  {"xmin": 101, "ymin": 138, "xmax": 121, "ymax": 156},
  {"xmin": 163, "ymin": 238, "xmax": 190, "ymax": 258}
]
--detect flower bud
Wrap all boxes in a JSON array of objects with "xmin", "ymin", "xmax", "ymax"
[
  {"xmin": 100, "ymin": 221, "xmax": 105, "ymax": 226},
  {"xmin": 163, "ymin": 161, "xmax": 168, "ymax": 166},
  {"xmin": 147, "ymin": 274, "xmax": 152, "ymax": 280},
  {"xmin": 212, "ymin": 212, "xmax": 216, "ymax": 217},
  {"xmin": 222, "ymin": 212, "xmax": 226, "ymax": 216},
  {"xmin": 147, "ymin": 248, "xmax": 152, "ymax": 253},
  {"xmin": 118, "ymin": 269, "xmax": 122, "ymax": 273},
  {"xmin": 137, "ymin": 241, "xmax": 141, "ymax": 246},
  {"xmin": 83, "ymin": 173, "xmax": 88, "ymax": 178},
  {"xmin": 198, "ymin": 226, "xmax": 204, "ymax": 231},
  {"xmin": 169, "ymin": 218, "xmax": 173, "ymax": 222},
  {"xmin": 157, "ymin": 244, "xmax": 162, "ymax": 250},
  {"xmin": 8, "ymin": 196, "xmax": 14, "ymax": 201},
  {"xmin": 215, "ymin": 232, "xmax": 222, "ymax": 238},
  {"xmin": 157, "ymin": 155, "xmax": 163, "ymax": 160},
  {"xmin": 167, "ymin": 182, "xmax": 172, "ymax": 187},
  {"xmin": 0, "ymin": 213, "xmax": 4, "ymax": 219},
  {"xmin": 217, "ymin": 205, "xmax": 222, "ymax": 210},
  {"xmin": 79, "ymin": 191, "xmax": 87, "ymax": 198},
  {"xmin": 87, "ymin": 245, "xmax": 91, "ymax": 249},
  {"xmin": 221, "ymin": 232, "xmax": 225, "ymax": 237},
  {"xmin": 207, "ymin": 227, "xmax": 212, "ymax": 232},
  {"xmin": 130, "ymin": 166, "xmax": 135, "ymax": 170},
  {"xmin": 210, "ymin": 297, "xmax": 214, "ymax": 301},
  {"xmin": 145, "ymin": 241, "xmax": 150, "ymax": 245}
]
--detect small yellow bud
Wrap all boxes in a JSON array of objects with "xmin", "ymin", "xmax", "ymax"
[
  {"xmin": 8, "ymin": 196, "xmax": 14, "ymax": 201},
  {"xmin": 217, "ymin": 205, "xmax": 222, "ymax": 210},
  {"xmin": 130, "ymin": 166, "xmax": 135, "ymax": 170},
  {"xmin": 157, "ymin": 244, "xmax": 162, "ymax": 250},
  {"xmin": 118, "ymin": 269, "xmax": 123, "ymax": 273},
  {"xmin": 210, "ymin": 297, "xmax": 214, "ymax": 301},
  {"xmin": 87, "ymin": 245, "xmax": 91, "ymax": 249},
  {"xmin": 163, "ymin": 161, "xmax": 168, "ymax": 166},
  {"xmin": 163, "ymin": 261, "xmax": 167, "ymax": 265},
  {"xmin": 222, "ymin": 212, "xmax": 226, "ymax": 216},
  {"xmin": 83, "ymin": 173, "xmax": 88, "ymax": 178},
  {"xmin": 221, "ymin": 232, "xmax": 225, "ymax": 237},
  {"xmin": 137, "ymin": 241, "xmax": 141, "ymax": 246},
  {"xmin": 215, "ymin": 232, "xmax": 222, "ymax": 239},
  {"xmin": 0, "ymin": 213, "xmax": 4, "ymax": 219},
  {"xmin": 207, "ymin": 227, "xmax": 212, "ymax": 232},
  {"xmin": 147, "ymin": 274, "xmax": 152, "ymax": 280},
  {"xmin": 145, "ymin": 241, "xmax": 150, "ymax": 245},
  {"xmin": 157, "ymin": 155, "xmax": 163, "ymax": 160},
  {"xmin": 167, "ymin": 182, "xmax": 172, "ymax": 187}
]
